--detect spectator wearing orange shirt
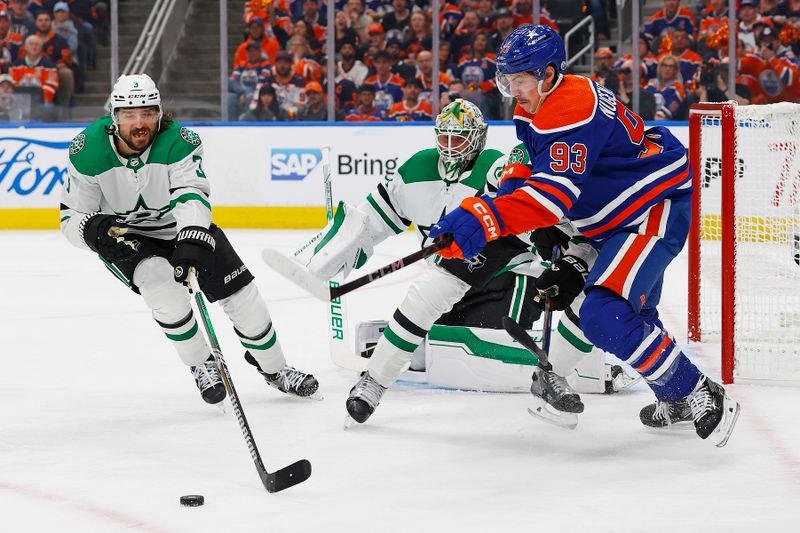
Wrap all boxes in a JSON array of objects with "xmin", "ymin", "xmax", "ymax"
[
  {"xmin": 661, "ymin": 27, "xmax": 702, "ymax": 85},
  {"xmin": 229, "ymin": 40, "xmax": 271, "ymax": 119},
  {"xmin": 739, "ymin": 25, "xmax": 800, "ymax": 103},
  {"xmin": 32, "ymin": 11, "xmax": 74, "ymax": 106},
  {"xmin": 263, "ymin": 50, "xmax": 306, "ymax": 117},
  {"xmin": 9, "ymin": 34, "xmax": 58, "ymax": 113},
  {"xmin": 388, "ymin": 78, "xmax": 433, "ymax": 122},
  {"xmin": 234, "ymin": 17, "xmax": 280, "ymax": 67},
  {"xmin": 288, "ymin": 34, "xmax": 322, "ymax": 82},
  {"xmin": 415, "ymin": 50, "xmax": 451, "ymax": 106}
]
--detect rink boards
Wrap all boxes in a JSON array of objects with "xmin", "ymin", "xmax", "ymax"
[{"xmin": 0, "ymin": 122, "xmax": 689, "ymax": 229}]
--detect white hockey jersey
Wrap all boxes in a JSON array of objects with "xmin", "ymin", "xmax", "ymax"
[{"xmin": 60, "ymin": 116, "xmax": 212, "ymax": 251}]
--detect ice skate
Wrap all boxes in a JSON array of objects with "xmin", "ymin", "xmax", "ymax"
[
  {"xmin": 604, "ymin": 364, "xmax": 642, "ymax": 394},
  {"xmin": 245, "ymin": 352, "xmax": 321, "ymax": 399},
  {"xmin": 687, "ymin": 376, "xmax": 741, "ymax": 448},
  {"xmin": 344, "ymin": 372, "xmax": 386, "ymax": 427},
  {"xmin": 639, "ymin": 399, "xmax": 693, "ymax": 429},
  {"xmin": 528, "ymin": 367, "xmax": 584, "ymax": 430},
  {"xmin": 191, "ymin": 354, "xmax": 226, "ymax": 406}
]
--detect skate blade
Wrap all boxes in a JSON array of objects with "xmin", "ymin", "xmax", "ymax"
[
  {"xmin": 712, "ymin": 396, "xmax": 741, "ymax": 448},
  {"xmin": 214, "ymin": 402, "xmax": 227, "ymax": 414},
  {"xmin": 612, "ymin": 374, "xmax": 642, "ymax": 392},
  {"xmin": 343, "ymin": 415, "xmax": 358, "ymax": 430},
  {"xmin": 527, "ymin": 397, "xmax": 578, "ymax": 430}
]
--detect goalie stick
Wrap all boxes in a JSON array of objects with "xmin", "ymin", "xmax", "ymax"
[
  {"xmin": 320, "ymin": 146, "xmax": 363, "ymax": 371},
  {"xmin": 187, "ymin": 269, "xmax": 312, "ymax": 493},
  {"xmin": 261, "ymin": 240, "xmax": 448, "ymax": 302}
]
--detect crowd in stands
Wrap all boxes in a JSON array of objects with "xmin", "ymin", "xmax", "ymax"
[
  {"xmin": 591, "ymin": 0, "xmax": 800, "ymax": 121},
  {"xmin": 0, "ymin": 0, "xmax": 108, "ymax": 121},
  {"xmin": 229, "ymin": 0, "xmax": 610, "ymax": 122},
  {"xmin": 229, "ymin": 0, "xmax": 800, "ymax": 123}
]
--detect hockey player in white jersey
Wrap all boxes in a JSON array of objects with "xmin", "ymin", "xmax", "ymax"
[
  {"xmin": 60, "ymin": 74, "xmax": 319, "ymax": 405},
  {"xmin": 299, "ymin": 99, "xmax": 635, "ymax": 425}
]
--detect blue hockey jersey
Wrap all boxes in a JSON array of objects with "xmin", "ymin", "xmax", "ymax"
[{"xmin": 494, "ymin": 75, "xmax": 691, "ymax": 243}]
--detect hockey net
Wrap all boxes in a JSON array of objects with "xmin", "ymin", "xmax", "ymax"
[{"xmin": 688, "ymin": 102, "xmax": 800, "ymax": 384}]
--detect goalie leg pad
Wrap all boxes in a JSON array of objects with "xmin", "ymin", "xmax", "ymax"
[
  {"xmin": 368, "ymin": 266, "xmax": 471, "ymax": 387},
  {"xmin": 134, "ymin": 256, "xmax": 209, "ymax": 367},
  {"xmin": 219, "ymin": 282, "xmax": 286, "ymax": 374}
]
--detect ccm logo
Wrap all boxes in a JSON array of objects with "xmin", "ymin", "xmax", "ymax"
[{"xmin": 471, "ymin": 202, "xmax": 498, "ymax": 239}]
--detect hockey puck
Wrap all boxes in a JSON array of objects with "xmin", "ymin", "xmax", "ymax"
[{"xmin": 180, "ymin": 495, "xmax": 204, "ymax": 507}]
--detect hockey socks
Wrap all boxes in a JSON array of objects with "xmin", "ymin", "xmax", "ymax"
[
  {"xmin": 155, "ymin": 311, "xmax": 210, "ymax": 366},
  {"xmin": 235, "ymin": 323, "xmax": 283, "ymax": 371},
  {"xmin": 581, "ymin": 288, "xmax": 701, "ymax": 402}
]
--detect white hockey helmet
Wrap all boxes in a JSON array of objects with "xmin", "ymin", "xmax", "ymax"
[
  {"xmin": 434, "ymin": 98, "xmax": 488, "ymax": 167},
  {"xmin": 109, "ymin": 73, "xmax": 162, "ymax": 127}
]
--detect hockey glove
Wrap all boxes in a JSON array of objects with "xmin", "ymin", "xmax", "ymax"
[
  {"xmin": 429, "ymin": 195, "xmax": 504, "ymax": 260},
  {"xmin": 497, "ymin": 163, "xmax": 532, "ymax": 198},
  {"xmin": 171, "ymin": 226, "xmax": 216, "ymax": 284},
  {"xmin": 80, "ymin": 213, "xmax": 137, "ymax": 261},
  {"xmin": 531, "ymin": 225, "xmax": 572, "ymax": 261},
  {"xmin": 534, "ymin": 255, "xmax": 589, "ymax": 311}
]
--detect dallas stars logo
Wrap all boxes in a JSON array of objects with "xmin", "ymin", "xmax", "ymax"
[
  {"xmin": 180, "ymin": 127, "xmax": 201, "ymax": 146},
  {"xmin": 116, "ymin": 194, "xmax": 170, "ymax": 223},
  {"xmin": 69, "ymin": 133, "xmax": 85, "ymax": 155},
  {"xmin": 508, "ymin": 147, "xmax": 527, "ymax": 164}
]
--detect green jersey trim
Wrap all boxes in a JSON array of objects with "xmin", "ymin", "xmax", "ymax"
[{"xmin": 170, "ymin": 193, "xmax": 211, "ymax": 210}]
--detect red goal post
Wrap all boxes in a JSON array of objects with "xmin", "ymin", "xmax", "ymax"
[{"xmin": 688, "ymin": 102, "xmax": 800, "ymax": 385}]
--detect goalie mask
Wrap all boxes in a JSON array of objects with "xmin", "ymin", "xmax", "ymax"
[{"xmin": 434, "ymin": 99, "xmax": 488, "ymax": 172}]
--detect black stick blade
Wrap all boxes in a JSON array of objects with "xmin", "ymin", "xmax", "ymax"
[
  {"xmin": 501, "ymin": 316, "xmax": 551, "ymax": 371},
  {"xmin": 264, "ymin": 459, "xmax": 312, "ymax": 493}
]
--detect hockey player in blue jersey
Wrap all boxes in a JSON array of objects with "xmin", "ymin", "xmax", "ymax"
[{"xmin": 429, "ymin": 25, "xmax": 740, "ymax": 447}]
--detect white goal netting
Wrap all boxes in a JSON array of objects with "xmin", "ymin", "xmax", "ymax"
[{"xmin": 697, "ymin": 103, "xmax": 800, "ymax": 382}]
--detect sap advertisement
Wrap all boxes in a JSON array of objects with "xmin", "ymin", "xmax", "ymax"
[{"xmin": 0, "ymin": 123, "xmax": 689, "ymax": 210}]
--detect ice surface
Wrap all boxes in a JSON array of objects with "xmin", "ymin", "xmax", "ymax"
[{"xmin": 1, "ymin": 230, "xmax": 798, "ymax": 532}]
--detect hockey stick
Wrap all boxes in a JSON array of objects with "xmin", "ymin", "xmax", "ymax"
[
  {"xmin": 329, "ymin": 240, "xmax": 448, "ymax": 300},
  {"xmin": 262, "ymin": 240, "xmax": 448, "ymax": 302},
  {"xmin": 187, "ymin": 269, "xmax": 312, "ymax": 493},
  {"xmin": 501, "ymin": 245, "xmax": 560, "ymax": 371}
]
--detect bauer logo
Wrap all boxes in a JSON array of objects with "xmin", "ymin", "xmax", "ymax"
[{"xmin": 270, "ymin": 148, "xmax": 322, "ymax": 180}]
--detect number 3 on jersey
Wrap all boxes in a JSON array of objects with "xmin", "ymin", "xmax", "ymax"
[{"xmin": 549, "ymin": 142, "xmax": 587, "ymax": 174}]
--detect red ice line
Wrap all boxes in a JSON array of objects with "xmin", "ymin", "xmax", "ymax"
[{"xmin": 0, "ymin": 481, "xmax": 171, "ymax": 533}]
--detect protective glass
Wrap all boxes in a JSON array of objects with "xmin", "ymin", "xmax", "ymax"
[{"xmin": 495, "ymin": 71, "xmax": 539, "ymax": 98}]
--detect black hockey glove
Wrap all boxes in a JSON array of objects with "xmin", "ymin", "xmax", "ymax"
[
  {"xmin": 171, "ymin": 226, "xmax": 216, "ymax": 284},
  {"xmin": 534, "ymin": 255, "xmax": 589, "ymax": 311},
  {"xmin": 530, "ymin": 226, "xmax": 571, "ymax": 261},
  {"xmin": 80, "ymin": 213, "xmax": 137, "ymax": 261}
]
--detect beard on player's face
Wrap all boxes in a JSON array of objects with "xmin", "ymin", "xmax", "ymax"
[{"xmin": 116, "ymin": 107, "xmax": 159, "ymax": 152}]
